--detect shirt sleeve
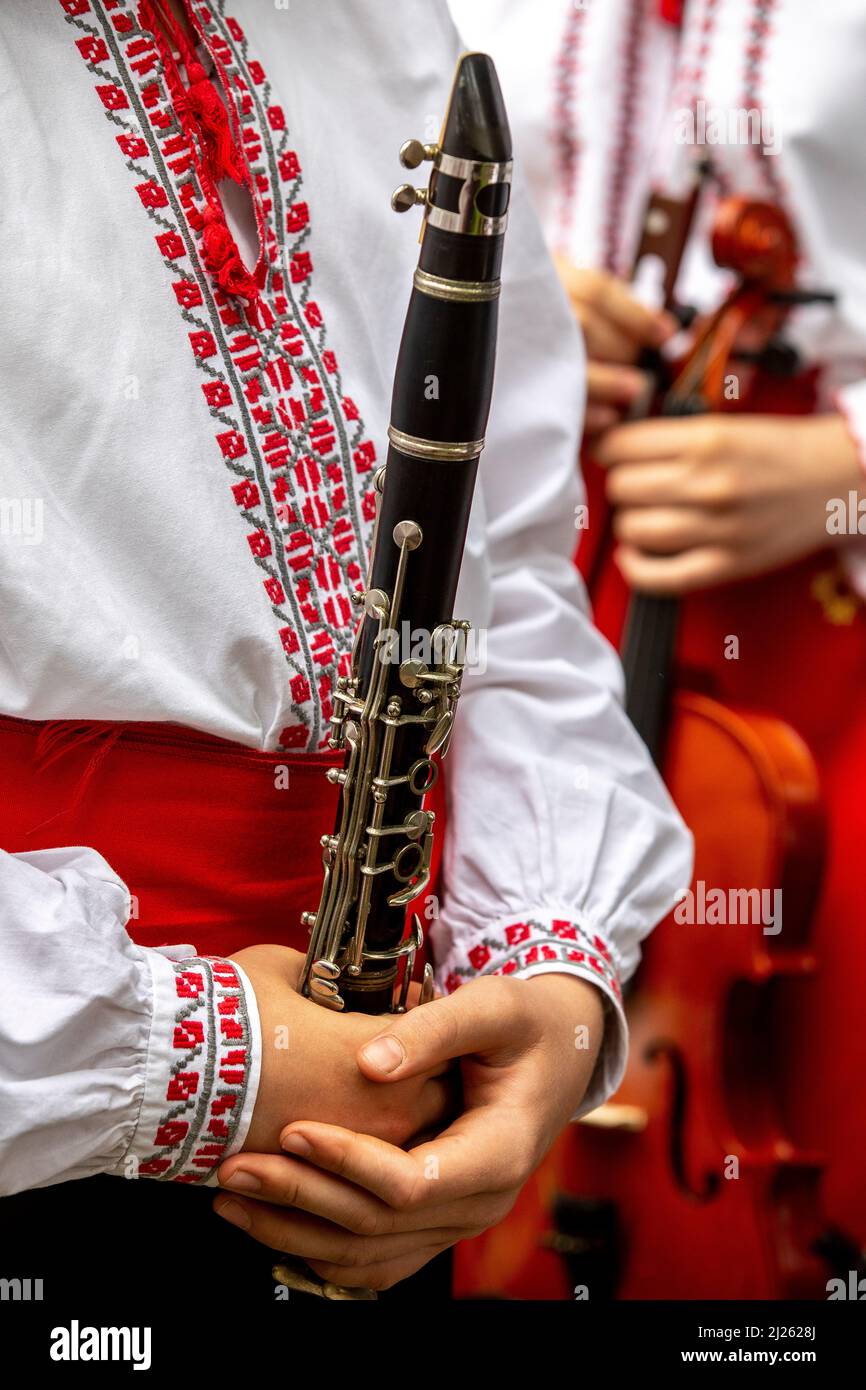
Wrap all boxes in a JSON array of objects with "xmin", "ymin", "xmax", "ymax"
[
  {"xmin": 833, "ymin": 380, "xmax": 866, "ymax": 599},
  {"xmin": 0, "ymin": 845, "xmax": 261, "ymax": 1196},
  {"xmin": 430, "ymin": 170, "xmax": 694, "ymax": 1116}
]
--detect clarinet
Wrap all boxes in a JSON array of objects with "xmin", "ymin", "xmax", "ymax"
[{"xmin": 297, "ymin": 53, "xmax": 513, "ymax": 1017}]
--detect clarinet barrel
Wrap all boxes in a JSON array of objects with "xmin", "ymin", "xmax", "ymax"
[{"xmin": 300, "ymin": 53, "xmax": 513, "ymax": 1015}]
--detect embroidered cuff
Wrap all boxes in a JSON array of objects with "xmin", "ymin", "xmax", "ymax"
[
  {"xmin": 434, "ymin": 910, "xmax": 627, "ymax": 1117},
  {"xmin": 112, "ymin": 952, "xmax": 261, "ymax": 1185}
]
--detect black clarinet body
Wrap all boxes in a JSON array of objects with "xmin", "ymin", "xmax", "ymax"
[{"xmin": 298, "ymin": 53, "xmax": 513, "ymax": 1016}]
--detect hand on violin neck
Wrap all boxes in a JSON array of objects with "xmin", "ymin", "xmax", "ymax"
[
  {"xmin": 552, "ymin": 259, "xmax": 678, "ymax": 436},
  {"xmin": 593, "ymin": 412, "xmax": 864, "ymax": 595}
]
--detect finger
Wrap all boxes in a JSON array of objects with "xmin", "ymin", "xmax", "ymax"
[
  {"xmin": 587, "ymin": 360, "xmax": 649, "ymax": 406},
  {"xmin": 594, "ymin": 417, "xmax": 720, "ymax": 467},
  {"xmin": 307, "ymin": 1240, "xmax": 454, "ymax": 1293},
  {"xmin": 221, "ymin": 1138, "xmax": 509, "ymax": 1236},
  {"xmin": 280, "ymin": 1125, "xmax": 428, "ymax": 1207},
  {"xmin": 356, "ymin": 976, "xmax": 530, "ymax": 1082},
  {"xmin": 582, "ymin": 274, "xmax": 675, "ymax": 347},
  {"xmin": 605, "ymin": 460, "xmax": 736, "ymax": 510},
  {"xmin": 556, "ymin": 262, "xmax": 674, "ymax": 348},
  {"xmin": 584, "ymin": 404, "xmax": 621, "ymax": 437},
  {"xmin": 213, "ymin": 1189, "xmax": 460, "ymax": 1266},
  {"xmin": 615, "ymin": 542, "xmax": 742, "ymax": 595},
  {"xmin": 578, "ymin": 304, "xmax": 644, "ymax": 364},
  {"xmin": 613, "ymin": 505, "xmax": 741, "ymax": 555},
  {"xmin": 280, "ymin": 1103, "xmax": 529, "ymax": 1209},
  {"xmin": 218, "ymin": 1151, "xmax": 395, "ymax": 1233}
]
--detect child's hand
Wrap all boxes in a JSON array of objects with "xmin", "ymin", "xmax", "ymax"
[
  {"xmin": 230, "ymin": 944, "xmax": 455, "ymax": 1154},
  {"xmin": 215, "ymin": 971, "xmax": 604, "ymax": 1290}
]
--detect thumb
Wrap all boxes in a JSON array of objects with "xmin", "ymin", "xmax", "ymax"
[{"xmin": 356, "ymin": 977, "xmax": 521, "ymax": 1082}]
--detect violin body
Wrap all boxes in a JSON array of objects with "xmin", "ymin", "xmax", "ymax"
[{"xmin": 454, "ymin": 688, "xmax": 829, "ymax": 1300}]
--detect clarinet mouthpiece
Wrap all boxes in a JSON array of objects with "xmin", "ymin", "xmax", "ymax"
[
  {"xmin": 440, "ymin": 51, "xmax": 512, "ymax": 166},
  {"xmin": 390, "ymin": 54, "xmax": 513, "ymax": 244}
]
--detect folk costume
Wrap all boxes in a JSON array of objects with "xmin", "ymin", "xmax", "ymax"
[
  {"xmin": 450, "ymin": 0, "xmax": 866, "ymax": 1250},
  {"xmin": 0, "ymin": 0, "xmax": 690, "ymax": 1298}
]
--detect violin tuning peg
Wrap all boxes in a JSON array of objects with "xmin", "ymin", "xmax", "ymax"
[
  {"xmin": 399, "ymin": 139, "xmax": 439, "ymax": 169},
  {"xmin": 391, "ymin": 183, "xmax": 429, "ymax": 214}
]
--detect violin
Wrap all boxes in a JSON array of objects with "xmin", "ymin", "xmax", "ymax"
[{"xmin": 454, "ymin": 189, "xmax": 847, "ymax": 1300}]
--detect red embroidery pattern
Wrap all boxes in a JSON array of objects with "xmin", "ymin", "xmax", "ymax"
[
  {"xmin": 60, "ymin": 0, "xmax": 377, "ymax": 751},
  {"xmin": 673, "ymin": 0, "xmax": 720, "ymax": 111},
  {"xmin": 443, "ymin": 917, "xmax": 622, "ymax": 1003},
  {"xmin": 137, "ymin": 956, "xmax": 251, "ymax": 1182},
  {"xmin": 602, "ymin": 0, "xmax": 651, "ymax": 276},
  {"xmin": 670, "ymin": 0, "xmax": 726, "ymax": 191},
  {"xmin": 551, "ymin": 0, "xmax": 589, "ymax": 256},
  {"xmin": 743, "ymin": 0, "xmax": 785, "ymax": 205}
]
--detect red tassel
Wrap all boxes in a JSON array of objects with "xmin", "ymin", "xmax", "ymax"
[
  {"xmin": 658, "ymin": 0, "xmax": 685, "ymax": 25},
  {"xmin": 200, "ymin": 204, "xmax": 261, "ymax": 318},
  {"xmin": 177, "ymin": 70, "xmax": 246, "ymax": 185},
  {"xmin": 142, "ymin": 4, "xmax": 261, "ymax": 319}
]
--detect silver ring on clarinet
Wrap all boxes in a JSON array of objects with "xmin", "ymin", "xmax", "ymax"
[{"xmin": 387, "ymin": 426, "xmax": 485, "ymax": 462}]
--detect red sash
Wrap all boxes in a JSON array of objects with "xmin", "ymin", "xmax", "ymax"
[{"xmin": 0, "ymin": 714, "xmax": 444, "ymax": 962}]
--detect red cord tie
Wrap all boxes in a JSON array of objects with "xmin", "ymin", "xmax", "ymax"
[
  {"xmin": 142, "ymin": 2, "xmax": 263, "ymax": 323},
  {"xmin": 658, "ymin": 0, "xmax": 685, "ymax": 24},
  {"xmin": 177, "ymin": 61, "xmax": 247, "ymax": 185},
  {"xmin": 200, "ymin": 204, "xmax": 261, "ymax": 315}
]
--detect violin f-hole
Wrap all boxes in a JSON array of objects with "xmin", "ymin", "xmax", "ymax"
[{"xmin": 644, "ymin": 1039, "xmax": 722, "ymax": 1204}]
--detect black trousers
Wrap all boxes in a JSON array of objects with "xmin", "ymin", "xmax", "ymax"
[{"xmin": 0, "ymin": 1173, "xmax": 452, "ymax": 1309}]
